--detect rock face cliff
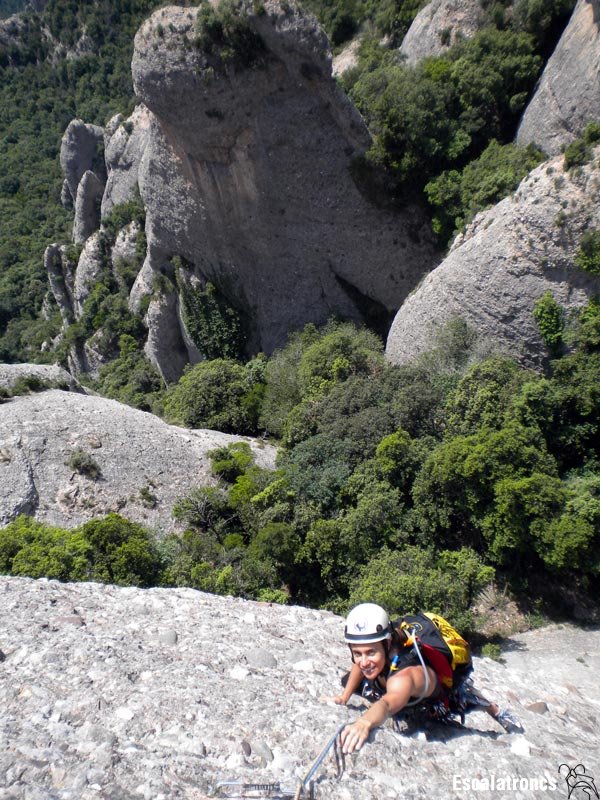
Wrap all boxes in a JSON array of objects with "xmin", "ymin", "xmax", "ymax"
[
  {"xmin": 516, "ymin": 0, "xmax": 600, "ymax": 156},
  {"xmin": 46, "ymin": 0, "xmax": 438, "ymax": 382},
  {"xmin": 399, "ymin": 0, "xmax": 485, "ymax": 65},
  {"xmin": 1, "ymin": 576, "xmax": 598, "ymax": 799},
  {"xmin": 386, "ymin": 147, "xmax": 600, "ymax": 368},
  {"xmin": 130, "ymin": 2, "xmax": 436, "ymax": 359},
  {"xmin": 0, "ymin": 389, "xmax": 276, "ymax": 532}
]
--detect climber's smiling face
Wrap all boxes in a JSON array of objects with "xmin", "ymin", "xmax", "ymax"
[{"xmin": 350, "ymin": 642, "xmax": 386, "ymax": 680}]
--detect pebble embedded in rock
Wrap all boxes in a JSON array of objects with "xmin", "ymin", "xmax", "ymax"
[
  {"xmin": 241, "ymin": 739, "xmax": 252, "ymax": 756},
  {"xmin": 526, "ymin": 701, "xmax": 549, "ymax": 714},
  {"xmin": 158, "ymin": 629, "xmax": 178, "ymax": 646},
  {"xmin": 243, "ymin": 648, "xmax": 278, "ymax": 669}
]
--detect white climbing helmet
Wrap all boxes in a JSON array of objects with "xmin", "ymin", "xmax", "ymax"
[{"xmin": 344, "ymin": 603, "xmax": 392, "ymax": 644}]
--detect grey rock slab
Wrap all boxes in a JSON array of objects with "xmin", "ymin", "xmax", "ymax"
[
  {"xmin": 0, "ymin": 363, "xmax": 81, "ymax": 393},
  {"xmin": 399, "ymin": 0, "xmax": 485, "ymax": 66},
  {"xmin": 386, "ymin": 147, "xmax": 600, "ymax": 368},
  {"xmin": 516, "ymin": 0, "xmax": 600, "ymax": 156},
  {"xmin": 102, "ymin": 105, "xmax": 152, "ymax": 220},
  {"xmin": 73, "ymin": 170, "xmax": 104, "ymax": 245},
  {"xmin": 0, "ymin": 390, "xmax": 276, "ymax": 532},
  {"xmin": 1, "ymin": 577, "xmax": 599, "ymax": 799},
  {"xmin": 130, "ymin": 2, "xmax": 438, "ymax": 362},
  {"xmin": 60, "ymin": 119, "xmax": 105, "ymax": 205},
  {"xmin": 72, "ymin": 231, "xmax": 104, "ymax": 318}
]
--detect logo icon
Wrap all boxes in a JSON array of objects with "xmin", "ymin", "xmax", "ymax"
[{"xmin": 559, "ymin": 764, "xmax": 599, "ymax": 799}]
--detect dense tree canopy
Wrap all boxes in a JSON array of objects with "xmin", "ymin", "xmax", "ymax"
[{"xmin": 3, "ymin": 310, "xmax": 598, "ymax": 630}]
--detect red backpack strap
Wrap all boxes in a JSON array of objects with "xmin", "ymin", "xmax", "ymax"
[{"xmin": 418, "ymin": 641, "xmax": 454, "ymax": 689}]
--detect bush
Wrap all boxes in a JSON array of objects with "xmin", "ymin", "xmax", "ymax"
[
  {"xmin": 101, "ymin": 197, "xmax": 145, "ymax": 242},
  {"xmin": 297, "ymin": 323, "xmax": 384, "ymax": 400},
  {"xmin": 0, "ymin": 516, "xmax": 88, "ymax": 580},
  {"xmin": 9, "ymin": 528, "xmax": 91, "ymax": 582},
  {"xmin": 575, "ymin": 229, "xmax": 600, "ymax": 276},
  {"xmin": 481, "ymin": 643, "xmax": 503, "ymax": 661},
  {"xmin": 299, "ymin": 479, "xmax": 405, "ymax": 600},
  {"xmin": 512, "ymin": 355, "xmax": 600, "ymax": 472},
  {"xmin": 172, "ymin": 485, "xmax": 235, "ymax": 540},
  {"xmin": 445, "ymin": 356, "xmax": 531, "ymax": 435},
  {"xmin": 78, "ymin": 514, "xmax": 162, "ymax": 587},
  {"xmin": 163, "ymin": 358, "xmax": 262, "ymax": 434},
  {"xmin": 65, "ymin": 448, "xmax": 102, "ymax": 480},
  {"xmin": 260, "ymin": 321, "xmax": 384, "ymax": 439},
  {"xmin": 176, "ymin": 271, "xmax": 246, "ymax": 361},
  {"xmin": 248, "ymin": 522, "xmax": 301, "ymax": 587},
  {"xmin": 259, "ymin": 330, "xmax": 312, "ymax": 436},
  {"xmin": 350, "ymin": 28, "xmax": 541, "ymax": 193},
  {"xmin": 412, "ymin": 420, "xmax": 558, "ymax": 552},
  {"xmin": 347, "ymin": 545, "xmax": 494, "ymax": 634},
  {"xmin": 425, "ymin": 140, "xmax": 544, "ymax": 241},
  {"xmin": 513, "ymin": 0, "xmax": 575, "ymax": 50},
  {"xmin": 481, "ymin": 471, "xmax": 567, "ymax": 565},
  {"xmin": 533, "ymin": 291, "xmax": 564, "ymax": 356},
  {"xmin": 279, "ymin": 433, "xmax": 354, "ymax": 511},
  {"xmin": 0, "ymin": 513, "xmax": 161, "ymax": 587},
  {"xmin": 10, "ymin": 374, "xmax": 66, "ymax": 395},
  {"xmin": 531, "ymin": 471, "xmax": 600, "ymax": 575},
  {"xmin": 209, "ymin": 441, "xmax": 254, "ymax": 483},
  {"xmin": 563, "ymin": 122, "xmax": 600, "ymax": 170},
  {"xmin": 195, "ymin": 0, "xmax": 266, "ymax": 67},
  {"xmin": 95, "ymin": 334, "xmax": 164, "ymax": 412}
]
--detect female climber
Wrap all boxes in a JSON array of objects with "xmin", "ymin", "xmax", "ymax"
[{"xmin": 325, "ymin": 603, "xmax": 523, "ymax": 754}]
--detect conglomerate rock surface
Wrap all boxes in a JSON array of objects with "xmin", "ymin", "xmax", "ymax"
[
  {"xmin": 0, "ymin": 390, "xmax": 275, "ymax": 533},
  {"xmin": 386, "ymin": 146, "xmax": 600, "ymax": 368},
  {"xmin": 516, "ymin": 0, "xmax": 600, "ymax": 156},
  {"xmin": 0, "ymin": 576, "xmax": 598, "ymax": 799}
]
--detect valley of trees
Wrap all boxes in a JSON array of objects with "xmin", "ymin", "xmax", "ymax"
[
  {"xmin": 2, "ymin": 308, "xmax": 599, "ymax": 633},
  {"xmin": 1, "ymin": 0, "xmax": 599, "ymax": 632}
]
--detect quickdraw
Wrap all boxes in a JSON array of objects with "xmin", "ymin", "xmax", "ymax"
[
  {"xmin": 293, "ymin": 723, "xmax": 346, "ymax": 800},
  {"xmin": 211, "ymin": 723, "xmax": 346, "ymax": 800},
  {"xmin": 212, "ymin": 781, "xmax": 304, "ymax": 798}
]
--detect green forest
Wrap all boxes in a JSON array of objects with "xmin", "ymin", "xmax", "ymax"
[{"xmin": 1, "ymin": 0, "xmax": 599, "ymax": 635}]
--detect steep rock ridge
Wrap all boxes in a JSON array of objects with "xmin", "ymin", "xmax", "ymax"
[
  {"xmin": 1, "ymin": 576, "xmax": 599, "ymax": 800},
  {"xmin": 386, "ymin": 147, "xmax": 600, "ymax": 368},
  {"xmin": 0, "ymin": 363, "xmax": 82, "ymax": 393},
  {"xmin": 73, "ymin": 170, "xmax": 104, "ymax": 245},
  {"xmin": 44, "ymin": 243, "xmax": 76, "ymax": 326},
  {"xmin": 516, "ymin": 0, "xmax": 600, "ymax": 155},
  {"xmin": 129, "ymin": 1, "xmax": 438, "ymax": 363},
  {"xmin": 399, "ymin": 0, "xmax": 486, "ymax": 66},
  {"xmin": 101, "ymin": 105, "xmax": 152, "ymax": 219},
  {"xmin": 0, "ymin": 390, "xmax": 276, "ymax": 532},
  {"xmin": 59, "ymin": 119, "xmax": 106, "ymax": 209}
]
